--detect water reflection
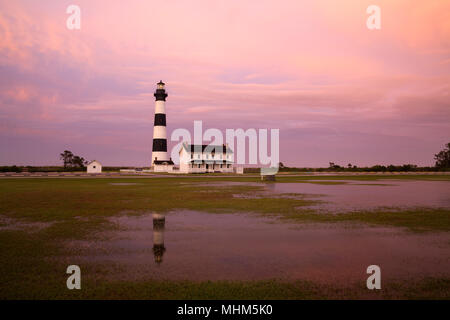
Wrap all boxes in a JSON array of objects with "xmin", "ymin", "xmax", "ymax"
[
  {"xmin": 75, "ymin": 210, "xmax": 450, "ymax": 282},
  {"xmin": 74, "ymin": 180, "xmax": 450, "ymax": 281},
  {"xmin": 152, "ymin": 213, "xmax": 166, "ymax": 264}
]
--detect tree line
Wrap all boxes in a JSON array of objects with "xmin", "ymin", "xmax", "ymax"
[
  {"xmin": 275, "ymin": 142, "xmax": 450, "ymax": 172},
  {"xmin": 59, "ymin": 150, "xmax": 87, "ymax": 169},
  {"xmin": 1, "ymin": 143, "xmax": 450, "ymax": 173}
]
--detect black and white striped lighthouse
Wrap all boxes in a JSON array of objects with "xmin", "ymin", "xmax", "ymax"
[{"xmin": 152, "ymin": 80, "xmax": 170, "ymax": 165}]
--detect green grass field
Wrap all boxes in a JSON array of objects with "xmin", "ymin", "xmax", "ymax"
[{"xmin": 0, "ymin": 175, "xmax": 449, "ymax": 299}]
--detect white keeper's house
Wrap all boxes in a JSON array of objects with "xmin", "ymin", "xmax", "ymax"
[{"xmin": 179, "ymin": 142, "xmax": 234, "ymax": 173}]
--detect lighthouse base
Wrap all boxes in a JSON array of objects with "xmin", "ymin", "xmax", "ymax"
[
  {"xmin": 153, "ymin": 164, "xmax": 174, "ymax": 173},
  {"xmin": 152, "ymin": 159, "xmax": 175, "ymax": 173}
]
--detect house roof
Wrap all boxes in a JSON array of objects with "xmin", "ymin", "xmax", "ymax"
[
  {"xmin": 188, "ymin": 160, "xmax": 233, "ymax": 164},
  {"xmin": 181, "ymin": 143, "xmax": 233, "ymax": 154},
  {"xmin": 87, "ymin": 160, "xmax": 101, "ymax": 166}
]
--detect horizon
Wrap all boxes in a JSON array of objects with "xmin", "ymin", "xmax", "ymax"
[{"xmin": 1, "ymin": 1, "xmax": 449, "ymax": 167}]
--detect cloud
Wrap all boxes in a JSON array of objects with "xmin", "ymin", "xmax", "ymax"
[{"xmin": 0, "ymin": 1, "xmax": 449, "ymax": 166}]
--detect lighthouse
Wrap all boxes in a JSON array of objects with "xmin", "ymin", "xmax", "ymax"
[{"xmin": 152, "ymin": 80, "xmax": 174, "ymax": 172}]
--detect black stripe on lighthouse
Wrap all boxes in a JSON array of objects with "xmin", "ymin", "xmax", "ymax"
[
  {"xmin": 154, "ymin": 89, "xmax": 168, "ymax": 101},
  {"xmin": 152, "ymin": 139, "xmax": 167, "ymax": 152},
  {"xmin": 154, "ymin": 113, "xmax": 166, "ymax": 126}
]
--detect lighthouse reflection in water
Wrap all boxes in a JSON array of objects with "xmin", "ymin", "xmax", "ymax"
[{"xmin": 152, "ymin": 213, "xmax": 166, "ymax": 264}]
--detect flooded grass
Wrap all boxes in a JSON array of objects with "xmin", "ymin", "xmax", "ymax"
[
  {"xmin": 1, "ymin": 211, "xmax": 449, "ymax": 299},
  {"xmin": 276, "ymin": 174, "xmax": 450, "ymax": 182},
  {"xmin": 12, "ymin": 278, "xmax": 447, "ymax": 300},
  {"xmin": 57, "ymin": 211, "xmax": 450, "ymax": 282},
  {"xmin": 281, "ymin": 207, "xmax": 450, "ymax": 232},
  {"xmin": 0, "ymin": 175, "xmax": 449, "ymax": 299}
]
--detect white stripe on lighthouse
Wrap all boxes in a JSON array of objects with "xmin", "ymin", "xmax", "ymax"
[
  {"xmin": 152, "ymin": 152, "xmax": 167, "ymax": 162},
  {"xmin": 153, "ymin": 230, "xmax": 164, "ymax": 245},
  {"xmin": 153, "ymin": 125, "xmax": 167, "ymax": 139},
  {"xmin": 155, "ymin": 101, "xmax": 165, "ymax": 114}
]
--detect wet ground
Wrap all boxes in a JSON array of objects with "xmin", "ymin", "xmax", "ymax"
[
  {"xmin": 269, "ymin": 180, "xmax": 450, "ymax": 212},
  {"xmin": 198, "ymin": 180, "xmax": 450, "ymax": 212},
  {"xmin": 63, "ymin": 179, "xmax": 450, "ymax": 283},
  {"xmin": 68, "ymin": 210, "xmax": 450, "ymax": 283}
]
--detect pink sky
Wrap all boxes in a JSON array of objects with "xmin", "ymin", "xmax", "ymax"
[{"xmin": 0, "ymin": 0, "xmax": 449, "ymax": 167}]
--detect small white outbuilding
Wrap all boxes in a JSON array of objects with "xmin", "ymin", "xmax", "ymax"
[{"xmin": 87, "ymin": 160, "xmax": 102, "ymax": 173}]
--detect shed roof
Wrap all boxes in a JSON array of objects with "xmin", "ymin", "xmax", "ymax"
[{"xmin": 87, "ymin": 160, "xmax": 102, "ymax": 166}]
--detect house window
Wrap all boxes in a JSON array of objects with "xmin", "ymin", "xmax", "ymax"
[
  {"xmin": 227, "ymin": 164, "xmax": 230, "ymax": 168},
  {"xmin": 93, "ymin": 166, "xmax": 96, "ymax": 169},
  {"xmin": 198, "ymin": 164, "xmax": 201, "ymax": 168}
]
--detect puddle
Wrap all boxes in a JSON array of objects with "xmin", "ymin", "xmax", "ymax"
[
  {"xmin": 195, "ymin": 180, "xmax": 450, "ymax": 212},
  {"xmin": 268, "ymin": 180, "xmax": 450, "ymax": 212},
  {"xmin": 66, "ymin": 210, "xmax": 450, "ymax": 283}
]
